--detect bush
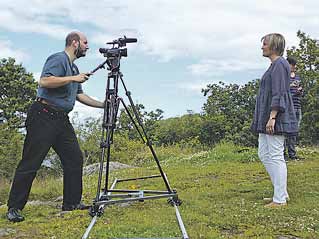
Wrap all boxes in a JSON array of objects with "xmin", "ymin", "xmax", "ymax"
[{"xmin": 0, "ymin": 123, "xmax": 24, "ymax": 179}]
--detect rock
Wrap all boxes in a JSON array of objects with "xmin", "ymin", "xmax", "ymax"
[
  {"xmin": 0, "ymin": 228, "xmax": 16, "ymax": 237},
  {"xmin": 277, "ymin": 236, "xmax": 301, "ymax": 239},
  {"xmin": 83, "ymin": 162, "xmax": 133, "ymax": 175},
  {"xmin": 26, "ymin": 200, "xmax": 59, "ymax": 207},
  {"xmin": 54, "ymin": 196, "xmax": 63, "ymax": 202}
]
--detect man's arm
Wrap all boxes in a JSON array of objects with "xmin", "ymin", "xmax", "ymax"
[
  {"xmin": 76, "ymin": 93, "xmax": 104, "ymax": 108},
  {"xmin": 39, "ymin": 74, "xmax": 89, "ymax": 88}
]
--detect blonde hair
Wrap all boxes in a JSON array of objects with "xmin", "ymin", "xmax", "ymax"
[{"xmin": 261, "ymin": 33, "xmax": 286, "ymax": 56}]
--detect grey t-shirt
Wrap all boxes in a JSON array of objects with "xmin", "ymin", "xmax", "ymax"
[{"xmin": 37, "ymin": 51, "xmax": 83, "ymax": 112}]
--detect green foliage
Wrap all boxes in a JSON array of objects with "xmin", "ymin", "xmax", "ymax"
[
  {"xmin": 71, "ymin": 113, "xmax": 202, "ymax": 166},
  {"xmin": 0, "ymin": 57, "xmax": 37, "ymax": 127},
  {"xmin": 199, "ymin": 114, "xmax": 227, "ymax": 145},
  {"xmin": 202, "ymin": 80, "xmax": 259, "ymax": 146},
  {"xmin": 0, "ymin": 123, "xmax": 23, "ymax": 179},
  {"xmin": 287, "ymin": 31, "xmax": 319, "ymax": 144},
  {"xmin": 117, "ymin": 103, "xmax": 163, "ymax": 141},
  {"xmin": 153, "ymin": 112, "xmax": 202, "ymax": 145},
  {"xmin": 111, "ymin": 134, "xmax": 149, "ymax": 165},
  {"xmin": 161, "ymin": 142, "xmax": 258, "ymax": 166},
  {"xmin": 72, "ymin": 114, "xmax": 103, "ymax": 165}
]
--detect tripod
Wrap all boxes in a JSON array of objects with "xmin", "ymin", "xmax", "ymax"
[{"xmin": 82, "ymin": 37, "xmax": 189, "ymax": 239}]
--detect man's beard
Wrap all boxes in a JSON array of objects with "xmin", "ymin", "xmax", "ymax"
[{"xmin": 75, "ymin": 48, "xmax": 85, "ymax": 58}]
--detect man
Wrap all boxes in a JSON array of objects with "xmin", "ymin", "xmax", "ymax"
[
  {"xmin": 251, "ymin": 33, "xmax": 298, "ymax": 208},
  {"xmin": 284, "ymin": 56, "xmax": 303, "ymax": 160},
  {"xmin": 7, "ymin": 31, "xmax": 104, "ymax": 222}
]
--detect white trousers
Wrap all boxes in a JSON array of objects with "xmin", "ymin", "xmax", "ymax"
[{"xmin": 258, "ymin": 133, "xmax": 288, "ymax": 203}]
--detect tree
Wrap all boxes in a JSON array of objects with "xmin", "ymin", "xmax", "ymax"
[
  {"xmin": 199, "ymin": 114, "xmax": 226, "ymax": 146},
  {"xmin": 287, "ymin": 31, "xmax": 319, "ymax": 144},
  {"xmin": 153, "ymin": 113, "xmax": 202, "ymax": 146},
  {"xmin": 72, "ymin": 114, "xmax": 103, "ymax": 165},
  {"xmin": 0, "ymin": 58, "xmax": 37, "ymax": 127},
  {"xmin": 117, "ymin": 103, "xmax": 163, "ymax": 141},
  {"xmin": 202, "ymin": 80, "xmax": 259, "ymax": 146},
  {"xmin": 0, "ymin": 57, "xmax": 37, "ymax": 179}
]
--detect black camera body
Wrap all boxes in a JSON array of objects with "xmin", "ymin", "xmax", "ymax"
[
  {"xmin": 99, "ymin": 48, "xmax": 127, "ymax": 58},
  {"xmin": 99, "ymin": 36, "xmax": 137, "ymax": 58},
  {"xmin": 89, "ymin": 36, "xmax": 137, "ymax": 73}
]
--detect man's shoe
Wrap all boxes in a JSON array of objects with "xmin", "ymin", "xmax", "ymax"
[
  {"xmin": 62, "ymin": 202, "xmax": 90, "ymax": 211},
  {"xmin": 7, "ymin": 208, "xmax": 25, "ymax": 222},
  {"xmin": 284, "ymin": 153, "xmax": 289, "ymax": 162},
  {"xmin": 289, "ymin": 155, "xmax": 300, "ymax": 161},
  {"xmin": 264, "ymin": 201, "xmax": 287, "ymax": 208}
]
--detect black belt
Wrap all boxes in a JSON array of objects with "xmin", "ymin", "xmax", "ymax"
[
  {"xmin": 36, "ymin": 97, "xmax": 54, "ymax": 106},
  {"xmin": 35, "ymin": 98, "xmax": 68, "ymax": 118}
]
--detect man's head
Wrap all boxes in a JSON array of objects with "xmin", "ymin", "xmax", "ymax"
[
  {"xmin": 287, "ymin": 56, "xmax": 297, "ymax": 72},
  {"xmin": 261, "ymin": 33, "xmax": 285, "ymax": 58},
  {"xmin": 65, "ymin": 31, "xmax": 89, "ymax": 59}
]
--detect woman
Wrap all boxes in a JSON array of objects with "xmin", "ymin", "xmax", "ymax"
[{"xmin": 251, "ymin": 33, "xmax": 298, "ymax": 208}]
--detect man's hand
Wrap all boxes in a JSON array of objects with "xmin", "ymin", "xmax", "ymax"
[{"xmin": 73, "ymin": 73, "xmax": 91, "ymax": 83}]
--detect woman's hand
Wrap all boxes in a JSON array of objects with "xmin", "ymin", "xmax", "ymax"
[{"xmin": 266, "ymin": 118, "xmax": 276, "ymax": 135}]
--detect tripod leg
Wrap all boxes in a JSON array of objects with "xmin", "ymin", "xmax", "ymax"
[
  {"xmin": 120, "ymin": 98, "xmax": 146, "ymax": 143},
  {"xmin": 119, "ymin": 75, "xmax": 173, "ymax": 193},
  {"xmin": 95, "ymin": 91, "xmax": 120, "ymax": 201},
  {"xmin": 103, "ymin": 94, "xmax": 121, "ymax": 194}
]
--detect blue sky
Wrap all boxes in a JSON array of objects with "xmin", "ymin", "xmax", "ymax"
[{"xmin": 1, "ymin": 0, "xmax": 318, "ymax": 120}]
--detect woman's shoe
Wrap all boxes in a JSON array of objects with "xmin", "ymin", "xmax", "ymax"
[
  {"xmin": 264, "ymin": 201, "xmax": 287, "ymax": 208},
  {"xmin": 263, "ymin": 197, "xmax": 289, "ymax": 203}
]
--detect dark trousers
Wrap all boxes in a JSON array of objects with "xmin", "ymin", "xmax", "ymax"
[
  {"xmin": 7, "ymin": 102, "xmax": 83, "ymax": 210},
  {"xmin": 285, "ymin": 108, "xmax": 302, "ymax": 158},
  {"xmin": 285, "ymin": 135, "xmax": 297, "ymax": 158}
]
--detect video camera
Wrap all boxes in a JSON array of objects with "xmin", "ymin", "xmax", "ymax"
[{"xmin": 99, "ymin": 36, "xmax": 137, "ymax": 58}]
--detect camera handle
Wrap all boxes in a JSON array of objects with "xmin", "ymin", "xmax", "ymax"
[{"xmin": 89, "ymin": 59, "xmax": 109, "ymax": 75}]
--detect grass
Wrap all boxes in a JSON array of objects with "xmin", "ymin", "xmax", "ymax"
[{"xmin": 0, "ymin": 143, "xmax": 318, "ymax": 238}]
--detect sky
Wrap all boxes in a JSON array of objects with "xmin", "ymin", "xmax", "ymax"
[{"xmin": 0, "ymin": 0, "xmax": 318, "ymax": 120}]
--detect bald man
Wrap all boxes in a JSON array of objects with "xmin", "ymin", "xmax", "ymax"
[{"xmin": 7, "ymin": 31, "xmax": 104, "ymax": 222}]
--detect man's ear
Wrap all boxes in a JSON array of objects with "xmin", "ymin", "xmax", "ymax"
[{"xmin": 72, "ymin": 40, "xmax": 79, "ymax": 48}]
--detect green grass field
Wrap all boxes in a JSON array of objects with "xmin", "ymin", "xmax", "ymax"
[{"xmin": 0, "ymin": 143, "xmax": 318, "ymax": 238}]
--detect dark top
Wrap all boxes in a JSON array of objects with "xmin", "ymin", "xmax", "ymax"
[
  {"xmin": 37, "ymin": 51, "xmax": 83, "ymax": 112},
  {"xmin": 251, "ymin": 57, "xmax": 298, "ymax": 135},
  {"xmin": 290, "ymin": 75, "xmax": 302, "ymax": 110}
]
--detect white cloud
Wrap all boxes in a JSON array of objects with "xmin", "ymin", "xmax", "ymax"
[
  {"xmin": 0, "ymin": 39, "xmax": 29, "ymax": 62},
  {"xmin": 69, "ymin": 101, "xmax": 103, "ymax": 123},
  {"xmin": 0, "ymin": 1, "xmax": 72, "ymax": 39},
  {"xmin": 188, "ymin": 58, "xmax": 266, "ymax": 77},
  {"xmin": 1, "ymin": 0, "xmax": 318, "ymax": 61},
  {"xmin": 178, "ymin": 81, "xmax": 211, "ymax": 93},
  {"xmin": 32, "ymin": 72, "xmax": 42, "ymax": 82},
  {"xmin": 1, "ymin": 0, "xmax": 318, "ymax": 98}
]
